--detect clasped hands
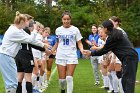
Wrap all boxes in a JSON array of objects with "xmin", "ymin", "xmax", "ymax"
[
  {"xmin": 44, "ymin": 44, "xmax": 53, "ymax": 56},
  {"xmin": 81, "ymin": 50, "xmax": 92, "ymax": 59}
]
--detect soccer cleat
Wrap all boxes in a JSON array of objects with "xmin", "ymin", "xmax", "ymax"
[
  {"xmin": 107, "ymin": 90, "xmax": 114, "ymax": 93},
  {"xmin": 99, "ymin": 86, "xmax": 105, "ymax": 89},
  {"xmin": 94, "ymin": 81, "xmax": 100, "ymax": 86},
  {"xmin": 104, "ymin": 87, "xmax": 109, "ymax": 90},
  {"xmin": 61, "ymin": 89, "xmax": 65, "ymax": 93}
]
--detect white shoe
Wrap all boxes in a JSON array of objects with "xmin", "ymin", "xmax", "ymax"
[{"xmin": 99, "ymin": 86, "xmax": 104, "ymax": 88}]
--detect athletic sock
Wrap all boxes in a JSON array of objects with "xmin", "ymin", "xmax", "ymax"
[
  {"xmin": 104, "ymin": 76, "xmax": 109, "ymax": 88},
  {"xmin": 39, "ymin": 75, "xmax": 44, "ymax": 85},
  {"xmin": 6, "ymin": 87, "xmax": 16, "ymax": 93},
  {"xmin": 16, "ymin": 82, "xmax": 22, "ymax": 93},
  {"xmin": 111, "ymin": 71, "xmax": 119, "ymax": 92},
  {"xmin": 59, "ymin": 79, "xmax": 66, "ymax": 90},
  {"xmin": 119, "ymin": 78, "xmax": 124, "ymax": 93},
  {"xmin": 66, "ymin": 76, "xmax": 73, "ymax": 93},
  {"xmin": 26, "ymin": 82, "xmax": 32, "ymax": 93},
  {"xmin": 47, "ymin": 70, "xmax": 51, "ymax": 81},
  {"xmin": 32, "ymin": 74, "xmax": 37, "ymax": 86}
]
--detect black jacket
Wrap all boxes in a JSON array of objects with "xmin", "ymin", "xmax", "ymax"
[{"xmin": 91, "ymin": 28, "xmax": 138, "ymax": 62}]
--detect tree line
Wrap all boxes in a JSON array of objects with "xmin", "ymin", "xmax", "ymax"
[{"xmin": 0, "ymin": 0, "xmax": 140, "ymax": 47}]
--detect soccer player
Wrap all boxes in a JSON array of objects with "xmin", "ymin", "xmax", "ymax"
[
  {"xmin": 44, "ymin": 27, "xmax": 56, "ymax": 81},
  {"xmin": 0, "ymin": 11, "xmax": 48, "ymax": 93},
  {"xmin": 50, "ymin": 10, "xmax": 85, "ymax": 93},
  {"xmin": 84, "ymin": 20, "xmax": 138, "ymax": 93},
  {"xmin": 109, "ymin": 16, "xmax": 127, "ymax": 37}
]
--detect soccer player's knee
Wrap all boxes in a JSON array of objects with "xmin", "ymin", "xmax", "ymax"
[
  {"xmin": 66, "ymin": 76, "xmax": 73, "ymax": 82},
  {"xmin": 38, "ymin": 65, "xmax": 41, "ymax": 68},
  {"xmin": 6, "ymin": 88, "xmax": 16, "ymax": 93}
]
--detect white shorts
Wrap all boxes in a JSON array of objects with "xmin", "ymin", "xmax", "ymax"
[
  {"xmin": 32, "ymin": 48, "xmax": 42, "ymax": 59},
  {"xmin": 116, "ymin": 57, "xmax": 122, "ymax": 64},
  {"xmin": 98, "ymin": 56, "xmax": 103, "ymax": 64},
  {"xmin": 55, "ymin": 59, "xmax": 78, "ymax": 66},
  {"xmin": 41, "ymin": 52, "xmax": 46, "ymax": 60}
]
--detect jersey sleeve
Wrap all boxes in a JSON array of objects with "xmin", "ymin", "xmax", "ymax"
[{"xmin": 76, "ymin": 28, "xmax": 83, "ymax": 41}]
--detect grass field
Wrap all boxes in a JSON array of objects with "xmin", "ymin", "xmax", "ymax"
[{"xmin": 0, "ymin": 59, "xmax": 140, "ymax": 93}]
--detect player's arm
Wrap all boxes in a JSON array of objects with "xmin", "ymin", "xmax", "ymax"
[
  {"xmin": 85, "ymin": 39, "xmax": 93, "ymax": 46},
  {"xmin": 50, "ymin": 35, "xmax": 59, "ymax": 53},
  {"xmin": 77, "ymin": 40, "xmax": 84, "ymax": 54},
  {"xmin": 90, "ymin": 44, "xmax": 104, "ymax": 50}
]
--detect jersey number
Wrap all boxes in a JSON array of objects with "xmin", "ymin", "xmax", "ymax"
[{"xmin": 63, "ymin": 39, "xmax": 69, "ymax": 45}]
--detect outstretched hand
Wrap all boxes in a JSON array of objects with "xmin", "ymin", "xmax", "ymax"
[{"xmin": 82, "ymin": 50, "xmax": 92, "ymax": 59}]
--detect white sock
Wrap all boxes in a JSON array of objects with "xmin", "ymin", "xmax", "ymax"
[
  {"xmin": 108, "ymin": 74, "xmax": 113, "ymax": 91},
  {"xmin": 104, "ymin": 76, "xmax": 109, "ymax": 87},
  {"xmin": 111, "ymin": 71, "xmax": 119, "ymax": 92},
  {"xmin": 59, "ymin": 79, "xmax": 66, "ymax": 90},
  {"xmin": 6, "ymin": 88, "xmax": 16, "ymax": 93},
  {"xmin": 43, "ymin": 72, "xmax": 47, "ymax": 81},
  {"xmin": 32, "ymin": 74, "xmax": 37, "ymax": 86},
  {"xmin": 119, "ymin": 78, "xmax": 124, "ymax": 93},
  {"xmin": 66, "ymin": 76, "xmax": 73, "ymax": 93},
  {"xmin": 39, "ymin": 75, "xmax": 44, "ymax": 85}
]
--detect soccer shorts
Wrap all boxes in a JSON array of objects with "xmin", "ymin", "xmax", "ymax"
[
  {"xmin": 55, "ymin": 59, "xmax": 78, "ymax": 66},
  {"xmin": 15, "ymin": 54, "xmax": 34, "ymax": 73}
]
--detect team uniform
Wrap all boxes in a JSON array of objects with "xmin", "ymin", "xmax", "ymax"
[
  {"xmin": 47, "ymin": 35, "xmax": 56, "ymax": 58},
  {"xmin": 55, "ymin": 25, "xmax": 82, "ymax": 93},
  {"xmin": 55, "ymin": 25, "xmax": 83, "ymax": 66},
  {"xmin": 32, "ymin": 33, "xmax": 43, "ymax": 60},
  {"xmin": 0, "ymin": 25, "xmax": 44, "ymax": 92}
]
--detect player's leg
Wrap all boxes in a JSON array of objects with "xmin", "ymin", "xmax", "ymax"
[
  {"xmin": 111, "ymin": 71, "xmax": 119, "ymax": 93},
  {"xmin": 24, "ymin": 65, "xmax": 34, "ymax": 93},
  {"xmin": 56, "ymin": 59, "xmax": 66, "ymax": 93},
  {"xmin": 15, "ymin": 56, "xmax": 24, "ymax": 93},
  {"xmin": 47, "ymin": 55, "xmax": 54, "ymax": 81},
  {"xmin": 100, "ymin": 64, "xmax": 109, "ymax": 90},
  {"xmin": 32, "ymin": 59, "xmax": 39, "ymax": 86},
  {"xmin": 16, "ymin": 72, "xmax": 24, "ymax": 93},
  {"xmin": 66, "ymin": 64, "xmax": 77, "ymax": 93}
]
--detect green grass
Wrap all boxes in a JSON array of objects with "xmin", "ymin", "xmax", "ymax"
[
  {"xmin": 0, "ymin": 59, "xmax": 140, "ymax": 93},
  {"xmin": 44, "ymin": 59, "xmax": 140, "ymax": 93}
]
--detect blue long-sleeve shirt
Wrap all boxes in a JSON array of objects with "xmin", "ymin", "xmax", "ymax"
[{"xmin": 88, "ymin": 33, "xmax": 99, "ymax": 52}]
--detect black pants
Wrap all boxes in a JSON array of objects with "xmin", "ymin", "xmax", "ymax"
[{"xmin": 122, "ymin": 56, "xmax": 138, "ymax": 93}]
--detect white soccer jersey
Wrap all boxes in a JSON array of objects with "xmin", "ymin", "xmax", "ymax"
[
  {"xmin": 32, "ymin": 33, "xmax": 43, "ymax": 59},
  {"xmin": 98, "ymin": 38, "xmax": 105, "ymax": 47},
  {"xmin": 55, "ymin": 25, "xmax": 83, "ymax": 59}
]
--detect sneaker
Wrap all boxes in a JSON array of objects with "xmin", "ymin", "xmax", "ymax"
[
  {"xmin": 35, "ymin": 89, "xmax": 41, "ymax": 93},
  {"xmin": 32, "ymin": 88, "xmax": 36, "ymax": 93},
  {"xmin": 99, "ymin": 86, "xmax": 105, "ymax": 89},
  {"xmin": 108, "ymin": 90, "xmax": 114, "ymax": 93},
  {"xmin": 32, "ymin": 88, "xmax": 41, "ymax": 93},
  {"xmin": 94, "ymin": 81, "xmax": 100, "ymax": 86},
  {"xmin": 61, "ymin": 89, "xmax": 65, "ymax": 93},
  {"xmin": 104, "ymin": 87, "xmax": 109, "ymax": 90}
]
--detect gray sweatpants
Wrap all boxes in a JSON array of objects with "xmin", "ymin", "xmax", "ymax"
[{"xmin": 90, "ymin": 56, "xmax": 100, "ymax": 83}]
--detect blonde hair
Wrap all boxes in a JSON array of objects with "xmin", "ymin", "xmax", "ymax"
[
  {"xmin": 24, "ymin": 14, "xmax": 33, "ymax": 20},
  {"xmin": 44, "ymin": 27, "xmax": 51, "ymax": 33},
  {"xmin": 14, "ymin": 11, "xmax": 26, "ymax": 24},
  {"xmin": 14, "ymin": 11, "xmax": 33, "ymax": 25},
  {"xmin": 35, "ymin": 21, "xmax": 44, "ymax": 28}
]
